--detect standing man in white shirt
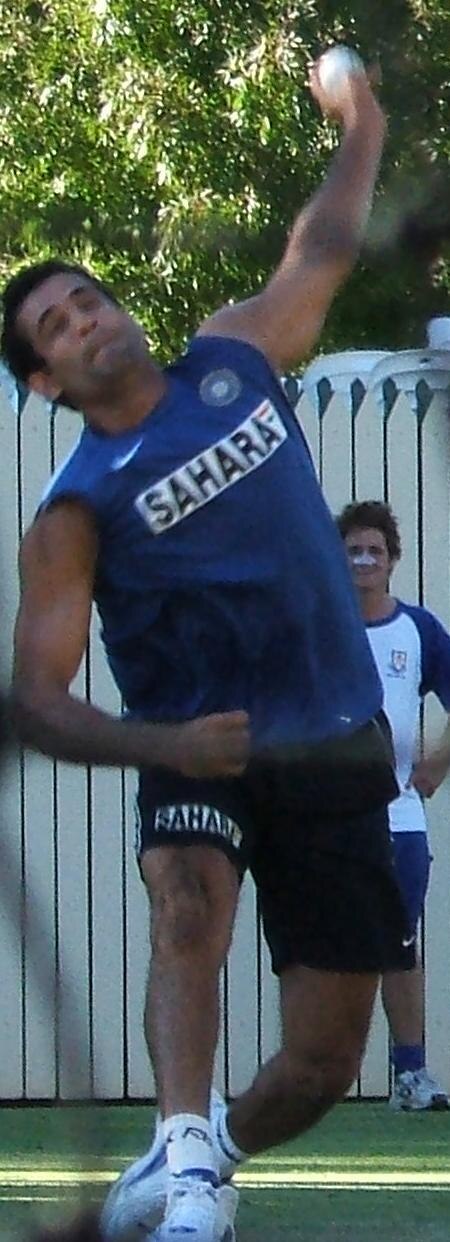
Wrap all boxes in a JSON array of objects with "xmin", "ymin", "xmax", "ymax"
[{"xmin": 338, "ymin": 499, "xmax": 450, "ymax": 1111}]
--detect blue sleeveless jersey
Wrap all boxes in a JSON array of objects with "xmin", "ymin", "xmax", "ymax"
[{"xmin": 42, "ymin": 336, "xmax": 382, "ymax": 750}]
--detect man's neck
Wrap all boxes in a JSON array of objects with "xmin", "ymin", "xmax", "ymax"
[
  {"xmin": 358, "ymin": 590, "xmax": 397, "ymax": 624},
  {"xmin": 83, "ymin": 358, "xmax": 167, "ymax": 434}
]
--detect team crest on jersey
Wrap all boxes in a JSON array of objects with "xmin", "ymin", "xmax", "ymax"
[
  {"xmin": 135, "ymin": 399, "xmax": 287, "ymax": 535},
  {"xmin": 389, "ymin": 649, "xmax": 407, "ymax": 675},
  {"xmin": 199, "ymin": 368, "xmax": 242, "ymax": 406}
]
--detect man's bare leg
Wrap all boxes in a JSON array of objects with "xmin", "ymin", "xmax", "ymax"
[
  {"xmin": 141, "ymin": 844, "xmax": 240, "ymax": 1119},
  {"xmin": 99, "ymin": 842, "xmax": 241, "ymax": 1241},
  {"xmin": 140, "ymin": 845, "xmax": 241, "ymax": 1239},
  {"xmin": 221, "ymin": 966, "xmax": 378, "ymax": 1157}
]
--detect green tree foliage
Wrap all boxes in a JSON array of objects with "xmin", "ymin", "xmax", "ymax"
[{"xmin": 1, "ymin": 0, "xmax": 450, "ymax": 361}]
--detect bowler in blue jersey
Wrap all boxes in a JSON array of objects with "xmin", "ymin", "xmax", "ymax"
[{"xmin": 5, "ymin": 59, "xmax": 410, "ymax": 1242}]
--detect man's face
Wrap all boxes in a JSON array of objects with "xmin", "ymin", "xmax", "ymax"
[
  {"xmin": 344, "ymin": 526, "xmax": 393, "ymax": 594},
  {"xmin": 17, "ymin": 273, "xmax": 149, "ymax": 406}
]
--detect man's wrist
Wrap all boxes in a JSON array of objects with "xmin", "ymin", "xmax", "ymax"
[
  {"xmin": 131, "ymin": 719, "xmax": 182, "ymax": 771},
  {"xmin": 341, "ymin": 94, "xmax": 386, "ymax": 136}
]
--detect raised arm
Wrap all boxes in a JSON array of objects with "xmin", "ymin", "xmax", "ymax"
[
  {"xmin": 198, "ymin": 58, "xmax": 386, "ymax": 371},
  {"xmin": 12, "ymin": 502, "xmax": 249, "ymax": 777}
]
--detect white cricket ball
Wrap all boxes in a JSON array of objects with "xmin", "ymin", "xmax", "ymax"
[{"xmin": 317, "ymin": 46, "xmax": 365, "ymax": 104}]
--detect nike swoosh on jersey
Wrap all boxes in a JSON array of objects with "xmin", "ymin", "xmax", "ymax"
[{"xmin": 111, "ymin": 439, "xmax": 143, "ymax": 471}]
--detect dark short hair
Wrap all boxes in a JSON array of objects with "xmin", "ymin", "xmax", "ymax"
[
  {"xmin": 336, "ymin": 500, "xmax": 402, "ymax": 562},
  {"xmin": 1, "ymin": 260, "xmax": 120, "ymax": 382}
]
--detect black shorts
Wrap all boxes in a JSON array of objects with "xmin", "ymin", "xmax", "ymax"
[{"xmin": 136, "ymin": 715, "xmax": 413, "ymax": 976}]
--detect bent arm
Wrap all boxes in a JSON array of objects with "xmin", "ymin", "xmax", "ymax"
[
  {"xmin": 12, "ymin": 502, "xmax": 167, "ymax": 767},
  {"xmin": 411, "ymin": 716, "xmax": 450, "ymax": 798},
  {"xmin": 198, "ymin": 68, "xmax": 385, "ymax": 370},
  {"xmin": 12, "ymin": 503, "xmax": 249, "ymax": 777}
]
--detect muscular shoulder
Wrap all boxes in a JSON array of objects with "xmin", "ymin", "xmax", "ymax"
[{"xmin": 172, "ymin": 332, "xmax": 278, "ymax": 392}]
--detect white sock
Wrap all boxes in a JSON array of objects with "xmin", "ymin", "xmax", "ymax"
[
  {"xmin": 213, "ymin": 1104, "xmax": 248, "ymax": 1179},
  {"xmin": 163, "ymin": 1113, "xmax": 219, "ymax": 1186}
]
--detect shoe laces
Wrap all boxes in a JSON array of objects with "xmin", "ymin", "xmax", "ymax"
[
  {"xmin": 169, "ymin": 1175, "xmax": 218, "ymax": 1207},
  {"xmin": 416, "ymin": 1069, "xmax": 446, "ymax": 1094}
]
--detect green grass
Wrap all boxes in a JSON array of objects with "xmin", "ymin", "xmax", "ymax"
[{"xmin": 0, "ymin": 1102, "xmax": 450, "ymax": 1240}]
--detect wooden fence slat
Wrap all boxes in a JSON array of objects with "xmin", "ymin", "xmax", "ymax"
[
  {"xmin": 421, "ymin": 394, "xmax": 450, "ymax": 1088},
  {"xmin": 354, "ymin": 391, "xmax": 384, "ymax": 501},
  {"xmin": 296, "ymin": 393, "xmax": 320, "ymax": 475},
  {"xmin": 18, "ymin": 395, "xmax": 57, "ymax": 1097},
  {"xmin": 386, "ymin": 394, "xmax": 420, "ymax": 602},
  {"xmin": 226, "ymin": 876, "xmax": 259, "ymax": 1098},
  {"xmin": 89, "ymin": 612, "xmax": 126, "ymax": 1099},
  {"xmin": 124, "ymin": 771, "xmax": 154, "ymax": 1099},
  {"xmin": 0, "ymin": 385, "xmax": 23, "ymax": 1097},
  {"xmin": 321, "ymin": 392, "xmax": 353, "ymax": 514}
]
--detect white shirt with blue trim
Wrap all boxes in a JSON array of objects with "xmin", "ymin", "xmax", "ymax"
[{"xmin": 366, "ymin": 602, "xmax": 450, "ymax": 834}]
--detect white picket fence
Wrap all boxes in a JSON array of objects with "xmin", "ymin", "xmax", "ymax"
[{"xmin": 1, "ymin": 375, "xmax": 450, "ymax": 1102}]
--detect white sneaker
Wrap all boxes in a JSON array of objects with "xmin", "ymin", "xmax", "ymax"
[
  {"xmin": 215, "ymin": 1184, "xmax": 239, "ymax": 1242},
  {"xmin": 210, "ymin": 1089, "xmax": 239, "ymax": 1182},
  {"xmin": 100, "ymin": 1100, "xmax": 239, "ymax": 1241},
  {"xmin": 131, "ymin": 1089, "xmax": 225, "ymax": 1177},
  {"xmin": 145, "ymin": 1179, "xmax": 238, "ymax": 1242},
  {"xmin": 141, "ymin": 1089, "xmax": 226, "ymax": 1175},
  {"xmin": 100, "ymin": 1132, "xmax": 167, "ymax": 1238},
  {"xmin": 152, "ymin": 1176, "xmax": 218, "ymax": 1242},
  {"xmin": 390, "ymin": 1068, "xmax": 450, "ymax": 1112}
]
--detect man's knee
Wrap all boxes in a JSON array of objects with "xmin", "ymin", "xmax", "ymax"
[
  {"xmin": 280, "ymin": 966, "xmax": 377, "ymax": 1109},
  {"xmin": 281, "ymin": 1045, "xmax": 360, "ymax": 1110},
  {"xmin": 152, "ymin": 885, "xmax": 220, "ymax": 957}
]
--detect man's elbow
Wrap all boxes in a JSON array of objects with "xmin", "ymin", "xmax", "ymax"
[
  {"xmin": 10, "ymin": 680, "xmax": 60, "ymax": 751},
  {"xmin": 295, "ymin": 219, "xmax": 361, "ymax": 273}
]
